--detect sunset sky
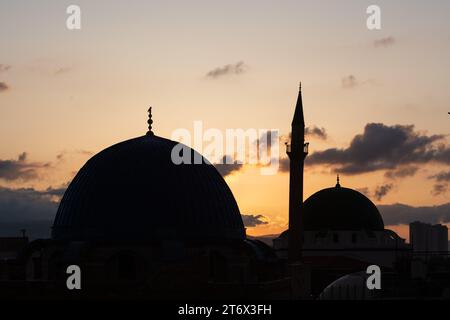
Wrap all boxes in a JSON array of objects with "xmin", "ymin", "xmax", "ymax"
[{"xmin": 1, "ymin": 0, "xmax": 449, "ymax": 240}]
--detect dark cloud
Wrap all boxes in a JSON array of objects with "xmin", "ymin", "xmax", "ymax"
[
  {"xmin": 214, "ymin": 155, "xmax": 243, "ymax": 177},
  {"xmin": 374, "ymin": 36, "xmax": 396, "ymax": 48},
  {"xmin": 18, "ymin": 152, "xmax": 27, "ymax": 162},
  {"xmin": 355, "ymin": 187, "xmax": 371, "ymax": 197},
  {"xmin": 307, "ymin": 123, "xmax": 448, "ymax": 175},
  {"xmin": 0, "ymin": 186, "xmax": 63, "ymax": 239},
  {"xmin": 0, "ymin": 64, "xmax": 11, "ymax": 73},
  {"xmin": 0, "ymin": 152, "xmax": 50, "ymax": 181},
  {"xmin": 241, "ymin": 214, "xmax": 269, "ymax": 227},
  {"xmin": 43, "ymin": 186, "xmax": 67, "ymax": 197},
  {"xmin": 431, "ymin": 183, "xmax": 447, "ymax": 196},
  {"xmin": 305, "ymin": 126, "xmax": 327, "ymax": 140},
  {"xmin": 374, "ymin": 183, "xmax": 394, "ymax": 201},
  {"xmin": 379, "ymin": 202, "xmax": 450, "ymax": 226},
  {"xmin": 0, "ymin": 82, "xmax": 9, "ymax": 92},
  {"xmin": 385, "ymin": 166, "xmax": 419, "ymax": 179},
  {"xmin": 428, "ymin": 171, "xmax": 450, "ymax": 196},
  {"xmin": 429, "ymin": 171, "xmax": 450, "ymax": 182},
  {"xmin": 342, "ymin": 75, "xmax": 358, "ymax": 88},
  {"xmin": 206, "ymin": 61, "xmax": 247, "ymax": 79}
]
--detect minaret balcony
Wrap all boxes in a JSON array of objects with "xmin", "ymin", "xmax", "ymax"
[{"xmin": 303, "ymin": 142, "xmax": 309, "ymax": 155}]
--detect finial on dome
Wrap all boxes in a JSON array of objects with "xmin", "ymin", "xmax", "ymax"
[
  {"xmin": 336, "ymin": 174, "xmax": 341, "ymax": 188},
  {"xmin": 147, "ymin": 107, "xmax": 154, "ymax": 136},
  {"xmin": 299, "ymin": 81, "xmax": 302, "ymax": 92}
]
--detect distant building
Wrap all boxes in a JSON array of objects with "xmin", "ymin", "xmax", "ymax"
[{"xmin": 410, "ymin": 221, "xmax": 448, "ymax": 253}]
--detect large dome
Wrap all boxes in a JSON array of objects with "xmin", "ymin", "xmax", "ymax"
[
  {"xmin": 52, "ymin": 135, "xmax": 245, "ymax": 242},
  {"xmin": 302, "ymin": 183, "xmax": 384, "ymax": 231}
]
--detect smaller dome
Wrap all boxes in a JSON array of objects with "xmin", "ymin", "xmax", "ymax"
[
  {"xmin": 318, "ymin": 271, "xmax": 378, "ymax": 300},
  {"xmin": 302, "ymin": 185, "xmax": 384, "ymax": 231}
]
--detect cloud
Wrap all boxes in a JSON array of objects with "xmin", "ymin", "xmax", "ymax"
[
  {"xmin": 429, "ymin": 171, "xmax": 450, "ymax": 182},
  {"xmin": 374, "ymin": 183, "xmax": 394, "ymax": 201},
  {"xmin": 307, "ymin": 123, "xmax": 449, "ymax": 175},
  {"xmin": 385, "ymin": 166, "xmax": 419, "ymax": 179},
  {"xmin": 206, "ymin": 61, "xmax": 248, "ymax": 79},
  {"xmin": 56, "ymin": 149, "xmax": 93, "ymax": 162},
  {"xmin": 379, "ymin": 202, "xmax": 450, "ymax": 226},
  {"xmin": 355, "ymin": 187, "xmax": 371, "ymax": 197},
  {"xmin": 305, "ymin": 126, "xmax": 327, "ymax": 140},
  {"xmin": 54, "ymin": 67, "xmax": 72, "ymax": 75},
  {"xmin": 0, "ymin": 152, "xmax": 50, "ymax": 181},
  {"xmin": 342, "ymin": 75, "xmax": 358, "ymax": 88},
  {"xmin": 428, "ymin": 171, "xmax": 450, "ymax": 196},
  {"xmin": 214, "ymin": 155, "xmax": 243, "ymax": 177},
  {"xmin": 0, "ymin": 186, "xmax": 63, "ymax": 239},
  {"xmin": 0, "ymin": 82, "xmax": 9, "ymax": 92},
  {"xmin": 431, "ymin": 183, "xmax": 447, "ymax": 196},
  {"xmin": 241, "ymin": 214, "xmax": 269, "ymax": 227},
  {"xmin": 374, "ymin": 36, "xmax": 396, "ymax": 48},
  {"xmin": 0, "ymin": 64, "xmax": 11, "ymax": 73}
]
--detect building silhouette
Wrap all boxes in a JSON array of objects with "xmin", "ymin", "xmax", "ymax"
[
  {"xmin": 410, "ymin": 221, "xmax": 448, "ymax": 254},
  {"xmin": 0, "ymin": 86, "xmax": 449, "ymax": 299}
]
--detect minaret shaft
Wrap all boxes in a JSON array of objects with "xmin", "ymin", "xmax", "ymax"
[{"xmin": 287, "ymin": 85, "xmax": 308, "ymax": 262}]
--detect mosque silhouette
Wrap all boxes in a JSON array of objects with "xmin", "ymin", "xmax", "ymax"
[{"xmin": 0, "ymin": 85, "xmax": 449, "ymax": 300}]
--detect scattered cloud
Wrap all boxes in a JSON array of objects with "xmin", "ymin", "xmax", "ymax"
[
  {"xmin": 305, "ymin": 126, "xmax": 327, "ymax": 140},
  {"xmin": 0, "ymin": 64, "xmax": 11, "ymax": 73},
  {"xmin": 342, "ymin": 75, "xmax": 358, "ymax": 88},
  {"xmin": 214, "ymin": 155, "xmax": 243, "ymax": 177},
  {"xmin": 341, "ymin": 75, "xmax": 377, "ymax": 89},
  {"xmin": 429, "ymin": 171, "xmax": 450, "ymax": 182},
  {"xmin": 0, "ymin": 82, "xmax": 9, "ymax": 92},
  {"xmin": 355, "ymin": 187, "xmax": 371, "ymax": 197},
  {"xmin": 374, "ymin": 36, "xmax": 396, "ymax": 48},
  {"xmin": 206, "ymin": 61, "xmax": 248, "ymax": 79},
  {"xmin": 54, "ymin": 66, "xmax": 72, "ymax": 75},
  {"xmin": 0, "ymin": 152, "xmax": 50, "ymax": 181},
  {"xmin": 241, "ymin": 214, "xmax": 269, "ymax": 227},
  {"xmin": 307, "ymin": 123, "xmax": 449, "ymax": 174},
  {"xmin": 379, "ymin": 202, "xmax": 450, "ymax": 226},
  {"xmin": 431, "ymin": 183, "xmax": 447, "ymax": 196},
  {"xmin": 385, "ymin": 166, "xmax": 419, "ymax": 179},
  {"xmin": 374, "ymin": 183, "xmax": 394, "ymax": 201},
  {"xmin": 428, "ymin": 171, "xmax": 450, "ymax": 196},
  {"xmin": 56, "ymin": 149, "xmax": 93, "ymax": 161}
]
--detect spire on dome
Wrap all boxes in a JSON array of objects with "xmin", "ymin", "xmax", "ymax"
[
  {"xmin": 336, "ymin": 174, "xmax": 341, "ymax": 188},
  {"xmin": 147, "ymin": 107, "xmax": 154, "ymax": 136}
]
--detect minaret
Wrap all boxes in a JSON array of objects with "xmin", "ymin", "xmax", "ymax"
[{"xmin": 286, "ymin": 83, "xmax": 309, "ymax": 262}]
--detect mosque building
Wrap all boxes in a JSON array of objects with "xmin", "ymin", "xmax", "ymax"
[
  {"xmin": 0, "ymin": 86, "xmax": 449, "ymax": 299},
  {"xmin": 1, "ymin": 108, "xmax": 291, "ymax": 299}
]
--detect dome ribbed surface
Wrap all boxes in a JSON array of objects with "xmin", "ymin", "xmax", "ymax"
[{"xmin": 52, "ymin": 135, "xmax": 245, "ymax": 242}]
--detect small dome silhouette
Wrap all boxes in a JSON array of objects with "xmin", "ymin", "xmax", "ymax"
[
  {"xmin": 52, "ymin": 135, "xmax": 245, "ymax": 242},
  {"xmin": 302, "ymin": 186, "xmax": 384, "ymax": 231},
  {"xmin": 280, "ymin": 183, "xmax": 384, "ymax": 237}
]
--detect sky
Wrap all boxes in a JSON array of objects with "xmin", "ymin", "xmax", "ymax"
[{"xmin": 0, "ymin": 0, "xmax": 449, "ymax": 240}]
